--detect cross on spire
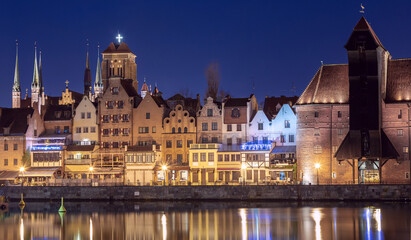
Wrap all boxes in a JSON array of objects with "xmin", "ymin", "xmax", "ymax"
[
  {"xmin": 65, "ymin": 80, "xmax": 69, "ymax": 88},
  {"xmin": 116, "ymin": 33, "xmax": 123, "ymax": 43}
]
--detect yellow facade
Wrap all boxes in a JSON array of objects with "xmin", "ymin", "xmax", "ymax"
[{"xmin": 189, "ymin": 143, "xmax": 219, "ymax": 185}]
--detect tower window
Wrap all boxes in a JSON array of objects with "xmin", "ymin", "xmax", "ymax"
[
  {"xmin": 337, "ymin": 111, "xmax": 342, "ymax": 118},
  {"xmin": 398, "ymin": 110, "xmax": 402, "ymax": 119},
  {"xmin": 314, "ymin": 112, "xmax": 319, "ymax": 118}
]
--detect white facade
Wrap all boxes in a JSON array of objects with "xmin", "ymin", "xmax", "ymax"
[
  {"xmin": 73, "ymin": 96, "xmax": 98, "ymax": 145},
  {"xmin": 270, "ymin": 104, "xmax": 296, "ymax": 146},
  {"xmin": 248, "ymin": 110, "xmax": 272, "ymax": 143}
]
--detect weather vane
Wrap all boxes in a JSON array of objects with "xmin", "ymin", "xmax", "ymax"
[
  {"xmin": 360, "ymin": 3, "xmax": 365, "ymax": 14},
  {"xmin": 116, "ymin": 33, "xmax": 123, "ymax": 43}
]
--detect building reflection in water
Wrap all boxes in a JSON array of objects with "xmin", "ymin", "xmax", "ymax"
[{"xmin": 1, "ymin": 202, "xmax": 411, "ymax": 239}]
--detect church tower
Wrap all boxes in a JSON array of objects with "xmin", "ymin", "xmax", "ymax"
[
  {"xmin": 12, "ymin": 41, "xmax": 21, "ymax": 108},
  {"xmin": 141, "ymin": 77, "xmax": 149, "ymax": 98},
  {"xmin": 31, "ymin": 43, "xmax": 40, "ymax": 107},
  {"xmin": 101, "ymin": 34, "xmax": 137, "ymax": 92},
  {"xmin": 84, "ymin": 44, "xmax": 92, "ymax": 96},
  {"xmin": 94, "ymin": 45, "xmax": 103, "ymax": 98}
]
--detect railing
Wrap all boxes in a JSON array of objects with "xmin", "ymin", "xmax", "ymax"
[{"xmin": 48, "ymin": 178, "xmax": 123, "ymax": 186}]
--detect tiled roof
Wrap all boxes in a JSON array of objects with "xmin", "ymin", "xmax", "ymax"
[
  {"xmin": 102, "ymin": 42, "xmax": 134, "ymax": 54},
  {"xmin": 224, "ymin": 98, "xmax": 249, "ymax": 107},
  {"xmin": 386, "ymin": 59, "xmax": 411, "ymax": 103},
  {"xmin": 0, "ymin": 108, "xmax": 34, "ymax": 135},
  {"xmin": 43, "ymin": 105, "xmax": 72, "ymax": 121},
  {"xmin": 263, "ymin": 96, "xmax": 298, "ymax": 119},
  {"xmin": 120, "ymin": 79, "xmax": 138, "ymax": 97}
]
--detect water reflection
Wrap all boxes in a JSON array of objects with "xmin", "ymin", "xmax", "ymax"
[{"xmin": 0, "ymin": 202, "xmax": 410, "ymax": 239}]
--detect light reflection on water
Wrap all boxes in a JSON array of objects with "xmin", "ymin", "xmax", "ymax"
[{"xmin": 0, "ymin": 202, "xmax": 410, "ymax": 239}]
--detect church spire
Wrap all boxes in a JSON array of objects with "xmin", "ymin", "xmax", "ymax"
[
  {"xmin": 39, "ymin": 50, "xmax": 43, "ymax": 92},
  {"xmin": 84, "ymin": 41, "xmax": 92, "ymax": 95},
  {"xmin": 13, "ymin": 40, "xmax": 20, "ymax": 92},
  {"xmin": 32, "ymin": 43, "xmax": 40, "ymax": 88},
  {"xmin": 94, "ymin": 44, "xmax": 103, "ymax": 97}
]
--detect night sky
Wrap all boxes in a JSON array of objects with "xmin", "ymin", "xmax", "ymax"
[{"xmin": 1, "ymin": 0, "xmax": 411, "ymax": 107}]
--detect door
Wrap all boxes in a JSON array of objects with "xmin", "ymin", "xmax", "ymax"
[
  {"xmin": 254, "ymin": 170, "xmax": 258, "ymax": 183},
  {"xmin": 201, "ymin": 169, "xmax": 206, "ymax": 185}
]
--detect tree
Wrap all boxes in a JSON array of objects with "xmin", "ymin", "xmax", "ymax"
[
  {"xmin": 21, "ymin": 148, "xmax": 31, "ymax": 167},
  {"xmin": 205, "ymin": 61, "xmax": 220, "ymax": 100}
]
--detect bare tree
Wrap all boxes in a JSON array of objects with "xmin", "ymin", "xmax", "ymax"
[
  {"xmin": 178, "ymin": 88, "xmax": 193, "ymax": 98},
  {"xmin": 205, "ymin": 61, "xmax": 220, "ymax": 100}
]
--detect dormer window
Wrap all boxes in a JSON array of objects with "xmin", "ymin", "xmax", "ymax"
[
  {"xmin": 55, "ymin": 111, "xmax": 62, "ymax": 119},
  {"xmin": 231, "ymin": 108, "xmax": 240, "ymax": 118},
  {"xmin": 112, "ymin": 87, "xmax": 119, "ymax": 95}
]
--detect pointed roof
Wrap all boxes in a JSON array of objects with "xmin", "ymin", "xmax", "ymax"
[
  {"xmin": 102, "ymin": 42, "xmax": 134, "ymax": 54},
  {"xmin": 141, "ymin": 81, "xmax": 149, "ymax": 92},
  {"xmin": 38, "ymin": 50, "xmax": 43, "ymax": 90},
  {"xmin": 13, "ymin": 41, "xmax": 20, "ymax": 92},
  {"xmin": 32, "ymin": 44, "xmax": 40, "ymax": 88},
  {"xmin": 345, "ymin": 17, "xmax": 385, "ymax": 50},
  {"xmin": 83, "ymin": 49, "xmax": 92, "ymax": 95},
  {"xmin": 94, "ymin": 46, "xmax": 103, "ymax": 88}
]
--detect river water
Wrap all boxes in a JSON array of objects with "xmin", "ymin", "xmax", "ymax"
[{"xmin": 0, "ymin": 201, "xmax": 410, "ymax": 239}]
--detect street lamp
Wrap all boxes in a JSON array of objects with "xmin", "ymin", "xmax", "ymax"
[
  {"xmin": 162, "ymin": 165, "xmax": 167, "ymax": 186},
  {"xmin": 315, "ymin": 163, "xmax": 320, "ymax": 185},
  {"xmin": 19, "ymin": 167, "xmax": 25, "ymax": 186},
  {"xmin": 241, "ymin": 163, "xmax": 247, "ymax": 186}
]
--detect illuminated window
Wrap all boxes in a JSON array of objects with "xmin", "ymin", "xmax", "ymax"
[
  {"xmin": 200, "ymin": 153, "xmax": 206, "ymax": 162},
  {"xmin": 166, "ymin": 141, "xmax": 172, "ymax": 148},
  {"xmin": 208, "ymin": 153, "xmax": 214, "ymax": 162},
  {"xmin": 284, "ymin": 120, "xmax": 290, "ymax": 128},
  {"xmin": 403, "ymin": 147, "xmax": 409, "ymax": 153},
  {"xmin": 177, "ymin": 140, "xmax": 183, "ymax": 148},
  {"xmin": 193, "ymin": 153, "xmax": 198, "ymax": 162},
  {"xmin": 398, "ymin": 129, "xmax": 403, "ymax": 136},
  {"xmin": 314, "ymin": 145, "xmax": 322, "ymax": 154}
]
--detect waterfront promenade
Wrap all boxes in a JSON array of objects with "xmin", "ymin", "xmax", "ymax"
[{"xmin": 2, "ymin": 184, "xmax": 411, "ymax": 201}]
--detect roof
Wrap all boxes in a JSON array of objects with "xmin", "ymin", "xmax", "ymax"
[
  {"xmin": 141, "ymin": 82, "xmax": 149, "ymax": 91},
  {"xmin": 351, "ymin": 17, "xmax": 384, "ymax": 49},
  {"xmin": 152, "ymin": 95, "xmax": 167, "ymax": 107},
  {"xmin": 102, "ymin": 42, "xmax": 134, "ymax": 54},
  {"xmin": 43, "ymin": 104, "xmax": 72, "ymax": 121},
  {"xmin": 224, "ymin": 98, "xmax": 249, "ymax": 107},
  {"xmin": 270, "ymin": 146, "xmax": 296, "ymax": 154},
  {"xmin": 166, "ymin": 94, "xmax": 200, "ymax": 117},
  {"xmin": 386, "ymin": 59, "xmax": 411, "ymax": 103},
  {"xmin": 66, "ymin": 145, "xmax": 95, "ymax": 152},
  {"xmin": 20, "ymin": 167, "xmax": 60, "ymax": 177},
  {"xmin": 0, "ymin": 108, "xmax": 34, "ymax": 135},
  {"xmin": 121, "ymin": 79, "xmax": 138, "ymax": 97},
  {"xmin": 263, "ymin": 96, "xmax": 298, "ymax": 119},
  {"xmin": 0, "ymin": 171, "xmax": 19, "ymax": 180},
  {"xmin": 69, "ymin": 90, "xmax": 83, "ymax": 103}
]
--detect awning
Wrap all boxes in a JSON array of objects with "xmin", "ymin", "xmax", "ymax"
[
  {"xmin": 20, "ymin": 167, "xmax": 60, "ymax": 177},
  {"xmin": 270, "ymin": 146, "xmax": 296, "ymax": 154},
  {"xmin": 65, "ymin": 165, "xmax": 91, "ymax": 172},
  {"xmin": 0, "ymin": 171, "xmax": 19, "ymax": 180}
]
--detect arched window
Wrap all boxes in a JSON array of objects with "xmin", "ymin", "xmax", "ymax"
[
  {"xmin": 178, "ymin": 127, "xmax": 182, "ymax": 133},
  {"xmin": 172, "ymin": 127, "xmax": 175, "ymax": 133},
  {"xmin": 184, "ymin": 127, "xmax": 188, "ymax": 133}
]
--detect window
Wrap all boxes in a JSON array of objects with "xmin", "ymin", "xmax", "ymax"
[
  {"xmin": 237, "ymin": 138, "xmax": 242, "ymax": 145},
  {"xmin": 90, "ymin": 127, "xmax": 96, "ymax": 133},
  {"xmin": 237, "ymin": 124, "xmax": 241, "ymax": 131},
  {"xmin": 103, "ymin": 129, "xmax": 109, "ymax": 136},
  {"xmin": 263, "ymin": 137, "xmax": 268, "ymax": 144},
  {"xmin": 14, "ymin": 159, "xmax": 18, "ymax": 165},
  {"xmin": 280, "ymin": 135, "xmax": 285, "ymax": 143},
  {"xmin": 218, "ymin": 154, "xmax": 223, "ymax": 162},
  {"xmin": 81, "ymin": 112, "xmax": 85, "ymax": 119},
  {"xmin": 399, "ymin": 110, "xmax": 403, "ymax": 119},
  {"xmin": 404, "ymin": 147, "xmax": 409, "ymax": 153},
  {"xmin": 123, "ymin": 128, "xmax": 130, "ymax": 136},
  {"xmin": 398, "ymin": 129, "xmax": 404, "ymax": 136},
  {"xmin": 314, "ymin": 112, "xmax": 319, "ymax": 118},
  {"xmin": 338, "ymin": 129, "xmax": 343, "ymax": 136},
  {"xmin": 177, "ymin": 154, "xmax": 183, "ymax": 164},
  {"xmin": 208, "ymin": 153, "xmax": 214, "ymax": 162},
  {"xmin": 231, "ymin": 108, "xmax": 240, "ymax": 118},
  {"xmin": 146, "ymin": 113, "xmax": 150, "ymax": 119},
  {"xmin": 112, "ymin": 87, "xmax": 119, "ymax": 95},
  {"xmin": 177, "ymin": 140, "xmax": 183, "ymax": 148},
  {"xmin": 4, "ymin": 159, "xmax": 8, "ymax": 166},
  {"xmin": 107, "ymin": 101, "xmax": 114, "ymax": 109},
  {"xmin": 224, "ymin": 154, "xmax": 230, "ymax": 162},
  {"xmin": 314, "ymin": 145, "xmax": 322, "ymax": 154},
  {"xmin": 212, "ymin": 137, "xmax": 218, "ymax": 143},
  {"xmin": 112, "ymin": 142, "xmax": 119, "ymax": 148},
  {"xmin": 103, "ymin": 115, "xmax": 109, "ymax": 123},
  {"xmin": 76, "ymin": 127, "xmax": 81, "ymax": 133},
  {"xmin": 202, "ymin": 123, "xmax": 208, "ymax": 131},
  {"xmin": 120, "ymin": 114, "xmax": 128, "ymax": 122},
  {"xmin": 55, "ymin": 126, "xmax": 61, "ymax": 134},
  {"xmin": 314, "ymin": 128, "xmax": 320, "ymax": 136},
  {"xmin": 152, "ymin": 126, "xmax": 156, "ymax": 133},
  {"xmin": 184, "ymin": 127, "xmax": 188, "ymax": 133},
  {"xmin": 187, "ymin": 140, "xmax": 193, "ymax": 148},
  {"xmin": 253, "ymin": 137, "xmax": 258, "ymax": 143},
  {"xmin": 212, "ymin": 122, "xmax": 218, "ymax": 131},
  {"xmin": 337, "ymin": 111, "xmax": 342, "ymax": 118},
  {"xmin": 284, "ymin": 120, "xmax": 290, "ymax": 128},
  {"xmin": 172, "ymin": 128, "xmax": 175, "ymax": 133},
  {"xmin": 103, "ymin": 142, "xmax": 110, "ymax": 148},
  {"xmin": 87, "ymin": 112, "xmax": 91, "ymax": 119},
  {"xmin": 202, "ymin": 137, "xmax": 208, "ymax": 143},
  {"xmin": 83, "ymin": 127, "xmax": 89, "ymax": 133},
  {"xmin": 200, "ymin": 153, "xmax": 206, "ymax": 162},
  {"xmin": 227, "ymin": 138, "xmax": 232, "ymax": 146},
  {"xmin": 113, "ymin": 114, "xmax": 119, "ymax": 123},
  {"xmin": 227, "ymin": 124, "xmax": 232, "ymax": 132},
  {"xmin": 139, "ymin": 127, "xmax": 149, "ymax": 133},
  {"xmin": 178, "ymin": 127, "xmax": 182, "ymax": 133},
  {"xmin": 332, "ymin": 172, "xmax": 336, "ymax": 179},
  {"xmin": 64, "ymin": 126, "xmax": 69, "ymax": 133},
  {"xmin": 236, "ymin": 154, "xmax": 241, "ymax": 161},
  {"xmin": 166, "ymin": 141, "xmax": 172, "ymax": 148},
  {"xmin": 289, "ymin": 135, "xmax": 295, "ymax": 143},
  {"xmin": 258, "ymin": 123, "xmax": 264, "ymax": 130},
  {"xmin": 112, "ymin": 128, "xmax": 119, "ymax": 136},
  {"xmin": 13, "ymin": 144, "xmax": 17, "ymax": 150},
  {"xmin": 193, "ymin": 153, "xmax": 198, "ymax": 162},
  {"xmin": 207, "ymin": 109, "xmax": 213, "ymax": 117}
]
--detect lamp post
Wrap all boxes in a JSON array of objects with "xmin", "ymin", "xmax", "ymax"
[
  {"xmin": 315, "ymin": 163, "xmax": 320, "ymax": 185},
  {"xmin": 89, "ymin": 166, "xmax": 94, "ymax": 186},
  {"xmin": 241, "ymin": 163, "xmax": 247, "ymax": 186},
  {"xmin": 162, "ymin": 165, "xmax": 167, "ymax": 186},
  {"xmin": 19, "ymin": 167, "xmax": 25, "ymax": 187}
]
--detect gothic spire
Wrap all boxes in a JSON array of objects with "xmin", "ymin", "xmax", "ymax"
[
  {"xmin": 39, "ymin": 50, "xmax": 43, "ymax": 91},
  {"xmin": 13, "ymin": 40, "xmax": 20, "ymax": 92},
  {"xmin": 32, "ymin": 42, "xmax": 40, "ymax": 88},
  {"xmin": 94, "ymin": 44, "xmax": 103, "ymax": 88},
  {"xmin": 84, "ymin": 42, "xmax": 92, "ymax": 95}
]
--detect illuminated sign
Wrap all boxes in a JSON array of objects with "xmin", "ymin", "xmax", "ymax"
[
  {"xmin": 241, "ymin": 142, "xmax": 272, "ymax": 151},
  {"xmin": 31, "ymin": 145, "xmax": 62, "ymax": 151}
]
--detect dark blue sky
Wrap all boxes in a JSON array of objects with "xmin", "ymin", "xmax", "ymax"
[{"xmin": 1, "ymin": 0, "xmax": 411, "ymax": 107}]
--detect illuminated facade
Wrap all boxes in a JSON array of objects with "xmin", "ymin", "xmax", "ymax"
[
  {"xmin": 196, "ymin": 97, "xmax": 222, "ymax": 144},
  {"xmin": 72, "ymin": 95, "xmax": 98, "ymax": 145}
]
